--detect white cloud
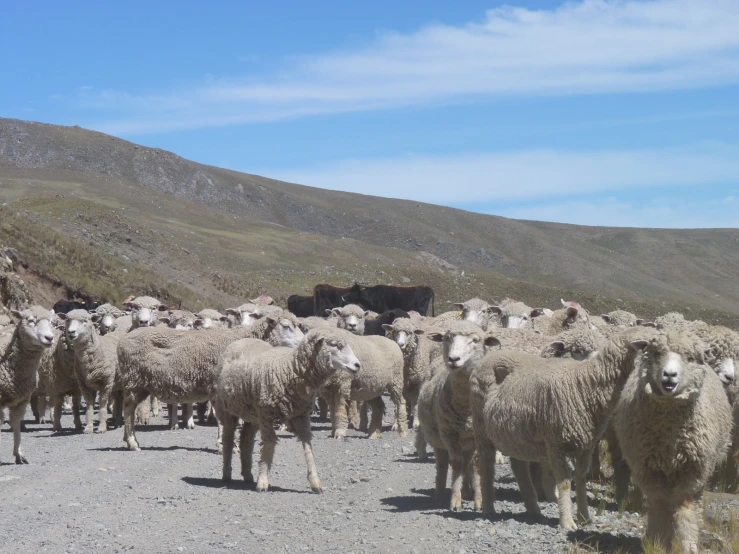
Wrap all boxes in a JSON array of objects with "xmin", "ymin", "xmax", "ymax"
[
  {"xmin": 85, "ymin": 0, "xmax": 739, "ymax": 134},
  {"xmin": 260, "ymin": 144, "xmax": 739, "ymax": 204},
  {"xmin": 496, "ymin": 195, "xmax": 739, "ymax": 228}
]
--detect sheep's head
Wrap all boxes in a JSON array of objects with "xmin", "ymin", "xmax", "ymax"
[
  {"xmin": 543, "ymin": 327, "xmax": 607, "ymax": 361},
  {"xmin": 125, "ymin": 296, "xmax": 167, "ymax": 328},
  {"xmin": 161, "ymin": 310, "xmax": 197, "ymax": 331},
  {"xmin": 454, "ymin": 298, "xmax": 496, "ymax": 330},
  {"xmin": 99, "ymin": 313, "xmax": 116, "ymax": 335},
  {"xmin": 632, "ymin": 331, "xmax": 709, "ymax": 399},
  {"xmin": 703, "ymin": 346, "xmax": 736, "ymax": 386},
  {"xmin": 332, "ymin": 304, "xmax": 368, "ymax": 335},
  {"xmin": 490, "ymin": 300, "xmax": 534, "ymax": 329},
  {"xmin": 225, "ymin": 304, "xmax": 260, "ymax": 328},
  {"xmin": 427, "ymin": 320, "xmax": 500, "ymax": 372},
  {"xmin": 265, "ymin": 314, "xmax": 305, "ymax": 348},
  {"xmin": 382, "ymin": 318, "xmax": 423, "ymax": 351},
  {"xmin": 59, "ymin": 309, "xmax": 97, "ymax": 345},
  {"xmin": 10, "ymin": 306, "xmax": 55, "ymax": 349},
  {"xmin": 310, "ymin": 329, "xmax": 361, "ymax": 374}
]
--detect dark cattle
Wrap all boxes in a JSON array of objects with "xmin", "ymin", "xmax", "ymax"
[
  {"xmin": 357, "ymin": 285, "xmax": 435, "ymax": 317},
  {"xmin": 287, "ymin": 294, "xmax": 315, "ymax": 317},
  {"xmin": 313, "ymin": 283, "xmax": 363, "ymax": 316},
  {"xmin": 363, "ymin": 309, "xmax": 410, "ymax": 336},
  {"xmin": 52, "ymin": 298, "xmax": 101, "ymax": 314}
]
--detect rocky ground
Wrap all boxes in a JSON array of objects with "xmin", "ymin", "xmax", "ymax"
[{"xmin": 0, "ymin": 403, "xmax": 662, "ymax": 554}]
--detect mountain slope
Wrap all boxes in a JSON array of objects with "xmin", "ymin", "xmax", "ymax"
[{"xmin": 1, "ymin": 117, "xmax": 738, "ymax": 322}]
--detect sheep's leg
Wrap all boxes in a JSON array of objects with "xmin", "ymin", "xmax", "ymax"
[
  {"xmin": 151, "ymin": 396, "xmax": 160, "ymax": 416},
  {"xmin": 196, "ymin": 402, "xmax": 208, "ymax": 425},
  {"xmin": 477, "ymin": 441, "xmax": 496, "ymax": 516},
  {"xmin": 511, "ymin": 458, "xmax": 541, "ymax": 516},
  {"xmin": 574, "ymin": 454, "xmax": 591, "ymax": 525},
  {"xmin": 112, "ymin": 390, "xmax": 123, "ymax": 428},
  {"xmin": 411, "ymin": 401, "xmax": 420, "ymax": 432},
  {"xmin": 71, "ymin": 393, "xmax": 83, "ymax": 431},
  {"xmin": 52, "ymin": 395, "xmax": 64, "ymax": 432},
  {"xmin": 37, "ymin": 395, "xmax": 49, "ymax": 424},
  {"xmin": 587, "ymin": 443, "xmax": 604, "ymax": 482},
  {"xmin": 366, "ymin": 396, "xmax": 385, "ymax": 439},
  {"xmin": 356, "ymin": 401, "xmax": 367, "ymax": 432},
  {"xmin": 449, "ymin": 449, "xmax": 465, "ymax": 512},
  {"xmin": 135, "ymin": 396, "xmax": 150, "ymax": 425},
  {"xmin": 609, "ymin": 436, "xmax": 631, "ymax": 508},
  {"xmin": 184, "ymin": 403, "xmax": 195, "ymax": 430},
  {"xmin": 462, "ymin": 453, "xmax": 474, "ymax": 501},
  {"xmin": 240, "ymin": 422, "xmax": 258, "ymax": 484},
  {"xmin": 123, "ymin": 391, "xmax": 147, "ymax": 451},
  {"xmin": 168, "ymin": 403, "xmax": 179, "ymax": 430},
  {"xmin": 470, "ymin": 452, "xmax": 482, "ymax": 511},
  {"xmin": 30, "ymin": 394, "xmax": 40, "ymax": 423},
  {"xmin": 82, "ymin": 389, "xmax": 96, "ymax": 434},
  {"xmin": 434, "ymin": 448, "xmax": 449, "ymax": 503},
  {"xmin": 414, "ymin": 425, "xmax": 428, "ymax": 460},
  {"xmin": 291, "ymin": 415, "xmax": 322, "ymax": 493},
  {"xmin": 391, "ymin": 389, "xmax": 408, "ymax": 437},
  {"xmin": 317, "ymin": 397, "xmax": 329, "ymax": 420},
  {"xmin": 220, "ymin": 412, "xmax": 238, "ymax": 482},
  {"xmin": 548, "ymin": 452, "xmax": 576, "ymax": 531},
  {"xmin": 674, "ymin": 499, "xmax": 699, "ymax": 554},
  {"xmin": 256, "ymin": 426, "xmax": 277, "ymax": 492},
  {"xmin": 97, "ymin": 387, "xmax": 112, "ymax": 433},
  {"xmin": 9, "ymin": 402, "xmax": 29, "ymax": 464},
  {"xmin": 330, "ymin": 392, "xmax": 348, "ymax": 440}
]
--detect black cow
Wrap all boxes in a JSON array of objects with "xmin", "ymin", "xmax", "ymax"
[
  {"xmin": 357, "ymin": 285, "xmax": 435, "ymax": 317},
  {"xmin": 52, "ymin": 298, "xmax": 101, "ymax": 314},
  {"xmin": 287, "ymin": 294, "xmax": 315, "ymax": 317},
  {"xmin": 313, "ymin": 283, "xmax": 363, "ymax": 316},
  {"xmin": 363, "ymin": 309, "xmax": 411, "ymax": 336}
]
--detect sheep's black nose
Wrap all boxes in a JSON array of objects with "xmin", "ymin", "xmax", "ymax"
[
  {"xmin": 354, "ymin": 362, "xmax": 361, "ymax": 370},
  {"xmin": 44, "ymin": 334, "xmax": 54, "ymax": 343},
  {"xmin": 448, "ymin": 356, "xmax": 461, "ymax": 364}
]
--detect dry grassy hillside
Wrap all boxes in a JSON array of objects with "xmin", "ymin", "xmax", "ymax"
[{"xmin": 1, "ymin": 117, "xmax": 737, "ymax": 326}]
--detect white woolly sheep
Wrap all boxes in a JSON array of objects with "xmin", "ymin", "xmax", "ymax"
[
  {"xmin": 453, "ymin": 298, "xmax": 499, "ymax": 331},
  {"xmin": 118, "ymin": 313, "xmax": 304, "ymax": 450},
  {"xmin": 416, "ymin": 321, "xmax": 500, "ymax": 511},
  {"xmin": 123, "ymin": 296, "xmax": 169, "ymax": 329},
  {"xmin": 473, "ymin": 326, "xmax": 661, "ymax": 528},
  {"xmin": 215, "ymin": 328, "xmax": 360, "ymax": 492},
  {"xmin": 490, "ymin": 298, "xmax": 535, "ymax": 329},
  {"xmin": 34, "ymin": 329, "xmax": 82, "ymax": 431},
  {"xmin": 531, "ymin": 299, "xmax": 593, "ymax": 336},
  {"xmin": 599, "ymin": 309, "xmax": 640, "ymax": 327},
  {"xmin": 615, "ymin": 331, "xmax": 732, "ymax": 553},
  {"xmin": 331, "ymin": 304, "xmax": 368, "ymax": 335},
  {"xmin": 0, "ymin": 306, "xmax": 55, "ymax": 463},
  {"xmin": 59, "ymin": 309, "xmax": 123, "ymax": 434},
  {"xmin": 225, "ymin": 303, "xmax": 259, "ymax": 328},
  {"xmin": 196, "ymin": 308, "xmax": 229, "ymax": 329}
]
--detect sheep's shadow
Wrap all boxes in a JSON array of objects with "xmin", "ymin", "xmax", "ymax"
[
  {"xmin": 567, "ymin": 530, "xmax": 643, "ymax": 554},
  {"xmin": 28, "ymin": 428, "xmax": 81, "ymax": 438},
  {"xmin": 394, "ymin": 455, "xmax": 435, "ymax": 464},
  {"xmin": 182, "ymin": 476, "xmax": 315, "ymax": 495},
  {"xmin": 131, "ymin": 424, "xmax": 176, "ymax": 432},
  {"xmin": 88, "ymin": 445, "xmax": 217, "ymax": 454}
]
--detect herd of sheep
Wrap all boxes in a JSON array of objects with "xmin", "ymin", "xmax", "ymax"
[{"xmin": 2, "ymin": 292, "xmax": 739, "ymax": 553}]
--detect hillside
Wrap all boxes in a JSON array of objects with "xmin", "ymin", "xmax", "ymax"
[{"xmin": 1, "ymin": 116, "xmax": 738, "ymax": 325}]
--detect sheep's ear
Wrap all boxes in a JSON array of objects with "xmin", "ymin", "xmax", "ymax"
[
  {"xmin": 55, "ymin": 312, "xmax": 68, "ymax": 321},
  {"xmin": 600, "ymin": 314, "xmax": 613, "ymax": 324},
  {"xmin": 631, "ymin": 340, "xmax": 649, "ymax": 351},
  {"xmin": 530, "ymin": 308, "xmax": 546, "ymax": 318},
  {"xmin": 157, "ymin": 305, "xmax": 168, "ymax": 312},
  {"xmin": 331, "ymin": 307, "xmax": 342, "ymax": 316},
  {"xmin": 10, "ymin": 309, "xmax": 23, "ymax": 320},
  {"xmin": 325, "ymin": 308, "xmax": 334, "ymax": 316},
  {"xmin": 249, "ymin": 312, "xmax": 263, "ymax": 320},
  {"xmin": 193, "ymin": 319, "xmax": 205, "ymax": 329},
  {"xmin": 363, "ymin": 311, "xmax": 370, "ymax": 318},
  {"xmin": 566, "ymin": 307, "xmax": 579, "ymax": 320},
  {"xmin": 549, "ymin": 341, "xmax": 566, "ymax": 354},
  {"xmin": 159, "ymin": 317, "xmax": 171, "ymax": 325},
  {"xmin": 640, "ymin": 321, "xmax": 656, "ymax": 328},
  {"xmin": 90, "ymin": 313, "xmax": 101, "ymax": 323},
  {"xmin": 225, "ymin": 308, "xmax": 238, "ymax": 316},
  {"xmin": 427, "ymin": 332, "xmax": 444, "ymax": 343},
  {"xmin": 381, "ymin": 324, "xmax": 393, "ymax": 332},
  {"xmin": 219, "ymin": 315, "xmax": 230, "ymax": 322},
  {"xmin": 560, "ymin": 299, "xmax": 568, "ymax": 308},
  {"xmin": 453, "ymin": 303, "xmax": 464, "ymax": 310},
  {"xmin": 413, "ymin": 329, "xmax": 425, "ymax": 336},
  {"xmin": 487, "ymin": 306, "xmax": 502, "ymax": 315},
  {"xmin": 266, "ymin": 316, "xmax": 278, "ymax": 327},
  {"xmin": 484, "ymin": 336, "xmax": 501, "ymax": 348}
]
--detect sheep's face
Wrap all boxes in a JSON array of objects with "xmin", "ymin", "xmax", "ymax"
[
  {"xmin": 705, "ymin": 351, "xmax": 736, "ymax": 386},
  {"xmin": 99, "ymin": 314, "xmax": 116, "ymax": 335},
  {"xmin": 128, "ymin": 302, "xmax": 166, "ymax": 328},
  {"xmin": 267, "ymin": 317, "xmax": 305, "ymax": 348},
  {"xmin": 63, "ymin": 310, "xmax": 96, "ymax": 345},
  {"xmin": 226, "ymin": 306, "xmax": 259, "ymax": 327},
  {"xmin": 11, "ymin": 307, "xmax": 55, "ymax": 349},
  {"xmin": 544, "ymin": 340, "xmax": 595, "ymax": 361},
  {"xmin": 323, "ymin": 338, "xmax": 361, "ymax": 374},
  {"xmin": 333, "ymin": 306, "xmax": 367, "ymax": 335},
  {"xmin": 382, "ymin": 322, "xmax": 423, "ymax": 351},
  {"xmin": 428, "ymin": 323, "xmax": 500, "ymax": 373},
  {"xmin": 456, "ymin": 299, "xmax": 492, "ymax": 329},
  {"xmin": 634, "ymin": 336, "xmax": 706, "ymax": 398}
]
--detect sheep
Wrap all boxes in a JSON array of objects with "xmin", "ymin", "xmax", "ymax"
[
  {"xmin": 418, "ymin": 310, "xmax": 461, "ymax": 330},
  {"xmin": 490, "ymin": 298, "xmax": 535, "ymax": 329},
  {"xmin": 531, "ymin": 299, "xmax": 593, "ymax": 336},
  {"xmin": 59, "ymin": 309, "xmax": 122, "ymax": 434},
  {"xmin": 600, "ymin": 309, "xmax": 640, "ymax": 327},
  {"xmin": 196, "ymin": 309, "xmax": 229, "ymax": 329},
  {"xmin": 34, "ymin": 329, "xmax": 82, "ymax": 432},
  {"xmin": 0, "ymin": 306, "xmax": 55, "ymax": 463},
  {"xmin": 214, "ymin": 328, "xmax": 361, "ymax": 492},
  {"xmin": 472, "ymin": 326, "xmax": 664, "ymax": 528},
  {"xmin": 454, "ymin": 298, "xmax": 499, "ymax": 331},
  {"xmin": 225, "ymin": 303, "xmax": 259, "ymax": 328},
  {"xmin": 118, "ymin": 313, "xmax": 304, "ymax": 450},
  {"xmin": 332, "ymin": 304, "xmax": 368, "ymax": 335},
  {"xmin": 614, "ymin": 331, "xmax": 732, "ymax": 553},
  {"xmin": 109, "ymin": 314, "xmax": 133, "ymax": 335},
  {"xmin": 416, "ymin": 321, "xmax": 500, "ymax": 511},
  {"xmin": 161, "ymin": 310, "xmax": 198, "ymax": 330},
  {"xmin": 123, "ymin": 296, "xmax": 169, "ymax": 329},
  {"xmin": 298, "ymin": 316, "xmax": 337, "ymax": 334},
  {"xmin": 319, "ymin": 330, "xmax": 407, "ymax": 440}
]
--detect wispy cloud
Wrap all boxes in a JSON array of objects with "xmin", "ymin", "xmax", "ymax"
[
  {"xmin": 261, "ymin": 143, "xmax": 739, "ymax": 205},
  {"xmin": 78, "ymin": 0, "xmax": 739, "ymax": 135},
  {"xmin": 496, "ymin": 195, "xmax": 739, "ymax": 228}
]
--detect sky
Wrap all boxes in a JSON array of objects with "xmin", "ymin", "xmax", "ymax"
[{"xmin": 2, "ymin": 0, "xmax": 739, "ymax": 228}]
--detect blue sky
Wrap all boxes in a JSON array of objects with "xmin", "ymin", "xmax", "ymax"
[{"xmin": 2, "ymin": 0, "xmax": 739, "ymax": 228}]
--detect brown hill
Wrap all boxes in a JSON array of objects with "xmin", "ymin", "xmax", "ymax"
[{"xmin": 1, "ymin": 117, "xmax": 737, "ymax": 326}]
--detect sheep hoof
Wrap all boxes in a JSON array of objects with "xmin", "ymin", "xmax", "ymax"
[
  {"xmin": 560, "ymin": 519, "xmax": 577, "ymax": 531},
  {"xmin": 311, "ymin": 486, "xmax": 323, "ymax": 494},
  {"xmin": 96, "ymin": 426, "xmax": 108, "ymax": 434},
  {"xmin": 15, "ymin": 455, "xmax": 29, "ymax": 465},
  {"xmin": 217, "ymin": 445, "xmax": 224, "ymax": 455},
  {"xmin": 222, "ymin": 474, "xmax": 232, "ymax": 482},
  {"xmin": 243, "ymin": 474, "xmax": 254, "ymax": 484},
  {"xmin": 368, "ymin": 431, "xmax": 381, "ymax": 440},
  {"xmin": 495, "ymin": 452, "xmax": 506, "ymax": 464},
  {"xmin": 83, "ymin": 427, "xmax": 94, "ymax": 434},
  {"xmin": 169, "ymin": 425, "xmax": 180, "ymax": 431},
  {"xmin": 256, "ymin": 483, "xmax": 269, "ymax": 493}
]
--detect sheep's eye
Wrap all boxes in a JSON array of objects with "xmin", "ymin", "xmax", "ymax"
[
  {"xmin": 28, "ymin": 320, "xmax": 36, "ymax": 327},
  {"xmin": 328, "ymin": 340, "xmax": 338, "ymax": 347},
  {"xmin": 687, "ymin": 356, "xmax": 695, "ymax": 363},
  {"xmin": 472, "ymin": 337, "xmax": 480, "ymax": 343}
]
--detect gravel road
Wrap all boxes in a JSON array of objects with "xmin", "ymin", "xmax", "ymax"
[{"xmin": 0, "ymin": 404, "xmax": 648, "ymax": 554}]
